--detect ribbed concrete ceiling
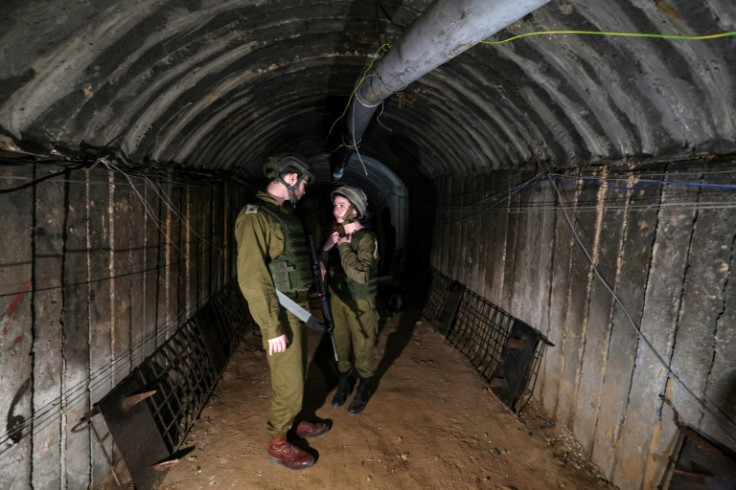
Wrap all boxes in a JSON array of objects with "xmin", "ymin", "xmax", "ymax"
[{"xmin": 1, "ymin": 1, "xmax": 735, "ymax": 184}]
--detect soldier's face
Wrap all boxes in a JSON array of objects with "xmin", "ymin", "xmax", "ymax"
[
  {"xmin": 289, "ymin": 173, "xmax": 309, "ymax": 200},
  {"xmin": 297, "ymin": 176, "xmax": 309, "ymax": 199},
  {"xmin": 333, "ymin": 195, "xmax": 354, "ymax": 223}
]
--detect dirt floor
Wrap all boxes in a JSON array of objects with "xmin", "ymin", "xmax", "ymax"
[{"xmin": 156, "ymin": 304, "xmax": 616, "ymax": 490}]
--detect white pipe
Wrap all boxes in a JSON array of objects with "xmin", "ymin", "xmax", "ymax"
[{"xmin": 337, "ymin": 0, "xmax": 551, "ymax": 178}]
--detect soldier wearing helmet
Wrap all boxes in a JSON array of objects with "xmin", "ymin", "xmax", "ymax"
[
  {"xmin": 320, "ymin": 185, "xmax": 380, "ymax": 414},
  {"xmin": 235, "ymin": 153, "xmax": 329, "ymax": 470}
]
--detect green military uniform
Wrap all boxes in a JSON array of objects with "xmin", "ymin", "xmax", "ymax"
[
  {"xmin": 324, "ymin": 228, "xmax": 380, "ymax": 378},
  {"xmin": 235, "ymin": 190, "xmax": 312, "ymax": 437}
]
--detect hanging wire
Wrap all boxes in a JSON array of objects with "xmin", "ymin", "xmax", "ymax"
[
  {"xmin": 350, "ymin": 91, "xmax": 370, "ymax": 177},
  {"xmin": 0, "ymin": 163, "xmax": 230, "ymax": 303},
  {"xmin": 374, "ymin": 99, "xmax": 393, "ymax": 132},
  {"xmin": 430, "ymin": 166, "xmax": 736, "ymax": 441},
  {"xmin": 324, "ymin": 43, "xmax": 393, "ymax": 146},
  {"xmin": 0, "ymin": 160, "xmax": 239, "ymax": 455},
  {"xmin": 545, "ymin": 172, "xmax": 736, "ymax": 445},
  {"xmin": 100, "ymin": 158, "xmax": 218, "ymax": 254},
  {"xmin": 0, "ymin": 163, "xmax": 87, "ymax": 194},
  {"xmin": 325, "ymin": 26, "xmax": 736, "ymax": 160},
  {"xmin": 0, "ymin": 299, "xmax": 211, "ymax": 454},
  {"xmin": 437, "ymin": 172, "xmax": 548, "ymax": 224}
]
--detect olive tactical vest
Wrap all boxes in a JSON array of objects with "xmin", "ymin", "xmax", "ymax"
[
  {"xmin": 258, "ymin": 201, "xmax": 312, "ymax": 292},
  {"xmin": 328, "ymin": 229, "xmax": 378, "ymax": 300}
]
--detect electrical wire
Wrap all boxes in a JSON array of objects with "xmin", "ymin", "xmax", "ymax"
[
  {"xmin": 351, "ymin": 92, "xmax": 370, "ymax": 177},
  {"xmin": 481, "ymin": 29, "xmax": 736, "ymax": 45},
  {"xmin": 326, "ymin": 27, "xmax": 736, "ymax": 172},
  {"xmin": 375, "ymin": 99, "xmax": 393, "ymax": 132},
  {"xmin": 432, "ymin": 168, "xmax": 736, "ymax": 440},
  {"xmin": 324, "ymin": 43, "xmax": 392, "ymax": 146},
  {"xmin": 546, "ymin": 172, "xmax": 736, "ymax": 445},
  {"xmin": 0, "ymin": 162, "xmax": 233, "ymax": 302},
  {"xmin": 0, "ymin": 295, "xmax": 218, "ymax": 454},
  {"xmin": 0, "ymin": 163, "xmax": 87, "ymax": 194},
  {"xmin": 432, "ymin": 167, "xmax": 736, "ymax": 215},
  {"xmin": 438, "ymin": 173, "xmax": 547, "ymax": 224},
  {"xmin": 0, "ymin": 253, "xmax": 209, "ymax": 300},
  {"xmin": 101, "ymin": 158, "xmax": 218, "ymax": 254},
  {"xmin": 0, "ymin": 161, "xmax": 239, "ymax": 456},
  {"xmin": 549, "ymin": 173, "xmax": 736, "ymax": 192}
]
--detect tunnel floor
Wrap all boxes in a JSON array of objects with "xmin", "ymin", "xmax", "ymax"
[{"xmin": 149, "ymin": 305, "xmax": 612, "ymax": 489}]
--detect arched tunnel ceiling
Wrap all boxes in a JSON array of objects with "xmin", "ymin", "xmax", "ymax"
[{"xmin": 1, "ymin": 0, "xmax": 735, "ymax": 185}]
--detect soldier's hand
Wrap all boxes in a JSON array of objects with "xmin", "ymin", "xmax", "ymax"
[
  {"xmin": 322, "ymin": 232, "xmax": 340, "ymax": 252},
  {"xmin": 268, "ymin": 334, "xmax": 289, "ymax": 356}
]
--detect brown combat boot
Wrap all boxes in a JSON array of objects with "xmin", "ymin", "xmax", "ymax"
[
  {"xmin": 295, "ymin": 420, "xmax": 330, "ymax": 439},
  {"xmin": 267, "ymin": 434, "xmax": 315, "ymax": 470}
]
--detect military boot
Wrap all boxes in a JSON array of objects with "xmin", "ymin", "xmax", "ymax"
[
  {"xmin": 347, "ymin": 376, "xmax": 373, "ymax": 414},
  {"xmin": 267, "ymin": 434, "xmax": 315, "ymax": 470},
  {"xmin": 295, "ymin": 420, "xmax": 330, "ymax": 439},
  {"xmin": 331, "ymin": 372, "xmax": 352, "ymax": 407}
]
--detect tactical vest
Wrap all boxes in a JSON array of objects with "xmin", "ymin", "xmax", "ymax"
[
  {"xmin": 258, "ymin": 201, "xmax": 312, "ymax": 292},
  {"xmin": 328, "ymin": 229, "xmax": 378, "ymax": 300}
]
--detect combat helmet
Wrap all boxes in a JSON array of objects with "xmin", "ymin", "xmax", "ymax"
[
  {"xmin": 331, "ymin": 185, "xmax": 368, "ymax": 222},
  {"xmin": 263, "ymin": 153, "xmax": 313, "ymax": 203},
  {"xmin": 263, "ymin": 153, "xmax": 314, "ymax": 180}
]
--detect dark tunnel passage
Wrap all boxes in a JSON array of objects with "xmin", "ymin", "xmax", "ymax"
[{"xmin": 2, "ymin": 1, "xmax": 736, "ymax": 489}]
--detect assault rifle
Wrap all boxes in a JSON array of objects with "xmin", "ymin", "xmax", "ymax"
[{"xmin": 308, "ymin": 235, "xmax": 339, "ymax": 362}]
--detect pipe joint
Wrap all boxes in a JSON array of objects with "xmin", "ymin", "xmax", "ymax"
[
  {"xmin": 342, "ymin": 135, "xmax": 361, "ymax": 150},
  {"xmin": 354, "ymin": 90, "xmax": 383, "ymax": 109}
]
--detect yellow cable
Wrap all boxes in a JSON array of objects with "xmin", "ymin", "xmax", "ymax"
[
  {"xmin": 325, "ymin": 43, "xmax": 392, "ymax": 144},
  {"xmin": 481, "ymin": 29, "xmax": 736, "ymax": 44}
]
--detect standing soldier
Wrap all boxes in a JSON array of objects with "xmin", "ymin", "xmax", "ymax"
[
  {"xmin": 321, "ymin": 185, "xmax": 380, "ymax": 414},
  {"xmin": 235, "ymin": 153, "xmax": 329, "ymax": 470}
]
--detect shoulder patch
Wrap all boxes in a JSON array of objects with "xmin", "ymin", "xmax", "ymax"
[{"xmin": 245, "ymin": 204, "xmax": 259, "ymax": 214}]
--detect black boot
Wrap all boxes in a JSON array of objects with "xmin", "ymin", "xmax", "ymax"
[
  {"xmin": 348, "ymin": 377, "xmax": 373, "ymax": 414},
  {"xmin": 331, "ymin": 372, "xmax": 351, "ymax": 407}
]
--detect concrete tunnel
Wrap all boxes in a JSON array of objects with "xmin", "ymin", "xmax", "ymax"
[{"xmin": 1, "ymin": 0, "xmax": 736, "ymax": 488}]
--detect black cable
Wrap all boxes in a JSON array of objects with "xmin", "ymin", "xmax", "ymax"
[{"xmin": 0, "ymin": 163, "xmax": 87, "ymax": 194}]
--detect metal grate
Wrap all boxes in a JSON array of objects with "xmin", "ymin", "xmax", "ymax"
[
  {"xmin": 95, "ymin": 281, "xmax": 251, "ymax": 489},
  {"xmin": 661, "ymin": 425, "xmax": 736, "ymax": 489},
  {"xmin": 422, "ymin": 269, "xmax": 465, "ymax": 335},
  {"xmin": 421, "ymin": 268, "xmax": 455, "ymax": 322},
  {"xmin": 138, "ymin": 319, "xmax": 218, "ymax": 453},
  {"xmin": 443, "ymin": 282, "xmax": 553, "ymax": 413},
  {"xmin": 447, "ymin": 289, "xmax": 514, "ymax": 381}
]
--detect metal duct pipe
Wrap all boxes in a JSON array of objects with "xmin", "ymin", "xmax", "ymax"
[{"xmin": 335, "ymin": 0, "xmax": 551, "ymax": 178}]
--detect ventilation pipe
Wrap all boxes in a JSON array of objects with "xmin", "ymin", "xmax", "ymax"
[{"xmin": 334, "ymin": 0, "xmax": 551, "ymax": 179}]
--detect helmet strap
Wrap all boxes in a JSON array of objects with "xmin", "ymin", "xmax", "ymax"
[
  {"xmin": 341, "ymin": 204, "xmax": 357, "ymax": 224},
  {"xmin": 277, "ymin": 174, "xmax": 306, "ymax": 205}
]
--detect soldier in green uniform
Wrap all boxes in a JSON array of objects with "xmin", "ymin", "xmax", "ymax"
[
  {"xmin": 320, "ymin": 185, "xmax": 380, "ymax": 414},
  {"xmin": 235, "ymin": 153, "xmax": 329, "ymax": 470}
]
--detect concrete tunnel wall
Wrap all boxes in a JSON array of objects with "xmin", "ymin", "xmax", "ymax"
[
  {"xmin": 0, "ymin": 162, "xmax": 248, "ymax": 488},
  {"xmin": 2, "ymin": 153, "xmax": 735, "ymax": 489},
  {"xmin": 419, "ymin": 160, "xmax": 736, "ymax": 488}
]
